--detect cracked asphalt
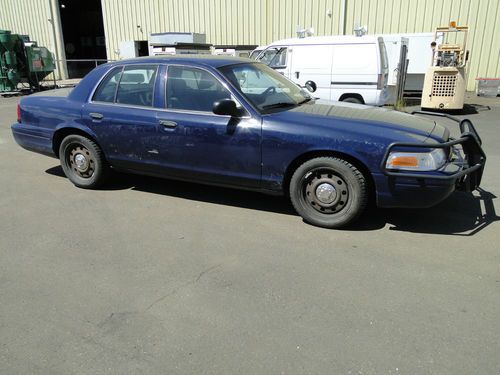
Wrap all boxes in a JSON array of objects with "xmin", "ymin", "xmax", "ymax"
[{"xmin": 1, "ymin": 93, "xmax": 499, "ymax": 374}]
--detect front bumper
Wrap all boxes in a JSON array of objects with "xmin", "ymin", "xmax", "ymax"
[{"xmin": 376, "ymin": 112, "xmax": 486, "ymax": 208}]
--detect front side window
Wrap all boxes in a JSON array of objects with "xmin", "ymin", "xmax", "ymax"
[
  {"xmin": 115, "ymin": 66, "xmax": 157, "ymax": 107},
  {"xmin": 220, "ymin": 63, "xmax": 310, "ymax": 113},
  {"xmin": 166, "ymin": 65, "xmax": 231, "ymax": 112}
]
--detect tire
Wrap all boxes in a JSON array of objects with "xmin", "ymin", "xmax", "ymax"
[
  {"xmin": 59, "ymin": 134, "xmax": 108, "ymax": 189},
  {"xmin": 342, "ymin": 97, "xmax": 363, "ymax": 104},
  {"xmin": 289, "ymin": 157, "xmax": 368, "ymax": 228}
]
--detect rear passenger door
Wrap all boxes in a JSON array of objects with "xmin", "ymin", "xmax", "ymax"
[
  {"xmin": 82, "ymin": 64, "xmax": 167, "ymax": 172},
  {"xmin": 154, "ymin": 64, "xmax": 262, "ymax": 188}
]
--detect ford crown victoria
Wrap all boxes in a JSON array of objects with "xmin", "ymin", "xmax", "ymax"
[{"xmin": 11, "ymin": 56, "xmax": 486, "ymax": 228}]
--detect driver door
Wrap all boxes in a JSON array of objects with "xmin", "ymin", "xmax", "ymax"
[{"xmin": 153, "ymin": 65, "xmax": 262, "ymax": 188}]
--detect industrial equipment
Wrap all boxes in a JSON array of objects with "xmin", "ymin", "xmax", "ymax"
[
  {"xmin": 421, "ymin": 22, "xmax": 469, "ymax": 110},
  {"xmin": 0, "ymin": 29, "xmax": 55, "ymax": 93},
  {"xmin": 213, "ymin": 45, "xmax": 258, "ymax": 58},
  {"xmin": 148, "ymin": 32, "xmax": 212, "ymax": 56}
]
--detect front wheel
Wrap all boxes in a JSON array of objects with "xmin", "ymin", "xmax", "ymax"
[
  {"xmin": 289, "ymin": 157, "xmax": 368, "ymax": 228},
  {"xmin": 59, "ymin": 135, "xmax": 108, "ymax": 189},
  {"xmin": 341, "ymin": 97, "xmax": 363, "ymax": 104}
]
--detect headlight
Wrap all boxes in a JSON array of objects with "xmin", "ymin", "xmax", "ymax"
[{"xmin": 386, "ymin": 149, "xmax": 447, "ymax": 171}]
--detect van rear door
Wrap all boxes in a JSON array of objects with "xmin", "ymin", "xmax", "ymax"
[{"xmin": 288, "ymin": 44, "xmax": 334, "ymax": 100}]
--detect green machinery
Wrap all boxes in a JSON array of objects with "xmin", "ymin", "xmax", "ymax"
[{"xmin": 0, "ymin": 29, "xmax": 55, "ymax": 93}]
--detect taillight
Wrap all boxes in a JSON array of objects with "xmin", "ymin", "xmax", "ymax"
[{"xmin": 17, "ymin": 104, "xmax": 21, "ymax": 123}]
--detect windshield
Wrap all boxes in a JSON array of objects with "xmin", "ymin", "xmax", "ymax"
[{"xmin": 219, "ymin": 63, "xmax": 311, "ymax": 113}]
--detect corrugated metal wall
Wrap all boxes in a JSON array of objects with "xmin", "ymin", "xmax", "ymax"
[
  {"xmin": 1, "ymin": 0, "xmax": 54, "ymax": 50},
  {"xmin": 100, "ymin": 0, "xmax": 270, "ymax": 55},
  {"xmin": 0, "ymin": 0, "xmax": 66, "ymax": 79},
  {"xmin": 101, "ymin": 0, "xmax": 500, "ymax": 90},
  {"xmin": 1, "ymin": 0, "xmax": 499, "ymax": 89}
]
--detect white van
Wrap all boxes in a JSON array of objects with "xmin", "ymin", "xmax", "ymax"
[{"xmin": 256, "ymin": 36, "xmax": 389, "ymax": 105}]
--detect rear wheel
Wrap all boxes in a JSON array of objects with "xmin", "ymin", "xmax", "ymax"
[
  {"xmin": 59, "ymin": 135, "xmax": 108, "ymax": 188},
  {"xmin": 289, "ymin": 157, "xmax": 368, "ymax": 228}
]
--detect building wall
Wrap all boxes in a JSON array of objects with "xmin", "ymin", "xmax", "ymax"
[
  {"xmin": 101, "ymin": 0, "xmax": 500, "ymax": 90},
  {"xmin": 2, "ymin": 0, "xmax": 499, "ymax": 89},
  {"xmin": 0, "ymin": 0, "xmax": 67, "ymax": 79}
]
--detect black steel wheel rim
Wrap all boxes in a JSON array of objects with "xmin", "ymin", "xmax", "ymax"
[
  {"xmin": 67, "ymin": 144, "xmax": 95, "ymax": 178},
  {"xmin": 302, "ymin": 168, "xmax": 349, "ymax": 214}
]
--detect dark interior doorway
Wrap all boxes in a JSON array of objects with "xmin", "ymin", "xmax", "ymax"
[
  {"xmin": 58, "ymin": 0, "xmax": 106, "ymax": 78},
  {"xmin": 138, "ymin": 41, "xmax": 149, "ymax": 57}
]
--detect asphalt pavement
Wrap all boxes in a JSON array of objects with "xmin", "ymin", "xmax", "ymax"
[{"xmin": 1, "ymin": 93, "xmax": 499, "ymax": 374}]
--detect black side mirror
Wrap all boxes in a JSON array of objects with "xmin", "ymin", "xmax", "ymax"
[
  {"xmin": 213, "ymin": 99, "xmax": 241, "ymax": 117},
  {"xmin": 305, "ymin": 80, "xmax": 317, "ymax": 93}
]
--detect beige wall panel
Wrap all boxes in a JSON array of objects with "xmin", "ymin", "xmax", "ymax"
[
  {"xmin": 0, "ymin": 0, "xmax": 67, "ymax": 79},
  {"xmin": 2, "ymin": 0, "xmax": 498, "ymax": 89}
]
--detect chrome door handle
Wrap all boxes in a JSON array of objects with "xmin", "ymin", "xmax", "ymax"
[
  {"xmin": 159, "ymin": 120, "xmax": 177, "ymax": 128},
  {"xmin": 89, "ymin": 112, "xmax": 103, "ymax": 120}
]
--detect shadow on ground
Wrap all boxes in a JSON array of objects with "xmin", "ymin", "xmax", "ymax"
[
  {"xmin": 404, "ymin": 102, "xmax": 491, "ymax": 116},
  {"xmin": 46, "ymin": 166, "xmax": 499, "ymax": 236}
]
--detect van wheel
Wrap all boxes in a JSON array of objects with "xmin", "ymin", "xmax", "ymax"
[
  {"xmin": 289, "ymin": 157, "xmax": 368, "ymax": 228},
  {"xmin": 59, "ymin": 135, "xmax": 108, "ymax": 189},
  {"xmin": 342, "ymin": 97, "xmax": 363, "ymax": 104}
]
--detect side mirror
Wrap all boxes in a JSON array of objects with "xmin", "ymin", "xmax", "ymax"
[
  {"xmin": 213, "ymin": 99, "xmax": 241, "ymax": 117},
  {"xmin": 305, "ymin": 80, "xmax": 317, "ymax": 93}
]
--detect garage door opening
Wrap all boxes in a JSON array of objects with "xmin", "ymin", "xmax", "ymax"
[{"xmin": 58, "ymin": 0, "xmax": 106, "ymax": 78}]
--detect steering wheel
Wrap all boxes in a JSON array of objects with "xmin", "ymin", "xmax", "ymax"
[{"xmin": 262, "ymin": 86, "xmax": 277, "ymax": 96}]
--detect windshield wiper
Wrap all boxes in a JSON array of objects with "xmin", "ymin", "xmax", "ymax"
[
  {"xmin": 297, "ymin": 97, "xmax": 313, "ymax": 105},
  {"xmin": 262, "ymin": 102, "xmax": 297, "ymax": 110}
]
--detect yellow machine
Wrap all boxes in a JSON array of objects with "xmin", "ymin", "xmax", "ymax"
[{"xmin": 421, "ymin": 22, "xmax": 469, "ymax": 110}]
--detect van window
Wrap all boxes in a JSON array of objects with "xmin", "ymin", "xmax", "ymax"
[
  {"xmin": 115, "ymin": 65, "xmax": 158, "ymax": 107},
  {"xmin": 258, "ymin": 47, "xmax": 287, "ymax": 68}
]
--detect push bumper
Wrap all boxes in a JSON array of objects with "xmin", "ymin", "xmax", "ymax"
[{"xmin": 376, "ymin": 112, "xmax": 486, "ymax": 208}]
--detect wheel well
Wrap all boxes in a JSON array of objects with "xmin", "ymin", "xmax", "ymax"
[
  {"xmin": 339, "ymin": 93, "xmax": 364, "ymax": 104},
  {"xmin": 52, "ymin": 128, "xmax": 100, "ymax": 158},
  {"xmin": 283, "ymin": 150, "xmax": 375, "ymax": 200}
]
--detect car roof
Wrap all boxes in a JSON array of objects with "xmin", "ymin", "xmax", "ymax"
[{"xmin": 107, "ymin": 55, "xmax": 254, "ymax": 68}]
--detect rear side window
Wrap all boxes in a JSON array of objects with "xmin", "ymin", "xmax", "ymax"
[
  {"xmin": 93, "ymin": 67, "xmax": 123, "ymax": 103},
  {"xmin": 92, "ymin": 65, "xmax": 158, "ymax": 107},
  {"xmin": 115, "ymin": 66, "xmax": 158, "ymax": 107}
]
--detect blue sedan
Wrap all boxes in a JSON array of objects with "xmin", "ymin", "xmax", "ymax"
[{"xmin": 11, "ymin": 56, "xmax": 486, "ymax": 228}]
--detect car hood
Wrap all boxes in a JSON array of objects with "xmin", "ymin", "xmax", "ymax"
[{"xmin": 273, "ymin": 100, "xmax": 448, "ymax": 141}]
